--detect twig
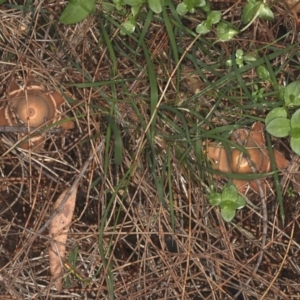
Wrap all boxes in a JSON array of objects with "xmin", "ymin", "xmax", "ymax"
[
  {"xmin": 0, "ymin": 125, "xmax": 63, "ymax": 134},
  {"xmin": 280, "ymin": 154, "xmax": 299, "ymax": 190},
  {"xmin": 260, "ymin": 222, "xmax": 294, "ymax": 299}
]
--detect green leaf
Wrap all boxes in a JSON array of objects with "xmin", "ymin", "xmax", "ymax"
[
  {"xmin": 236, "ymin": 49, "xmax": 244, "ymax": 59},
  {"xmin": 243, "ymin": 52, "xmax": 258, "ymax": 62},
  {"xmin": 222, "ymin": 185, "xmax": 238, "ymax": 201},
  {"xmin": 242, "ymin": 2, "xmax": 260, "ymax": 24},
  {"xmin": 291, "ymin": 109, "xmax": 300, "ymax": 129},
  {"xmin": 123, "ymin": 0, "xmax": 144, "ymax": 5},
  {"xmin": 101, "ymin": 2, "xmax": 116, "ymax": 12},
  {"xmin": 196, "ymin": 21, "xmax": 212, "ymax": 34},
  {"xmin": 291, "ymin": 137, "xmax": 300, "ymax": 155},
  {"xmin": 131, "ymin": 5, "xmax": 140, "ymax": 17},
  {"xmin": 183, "ymin": 0, "xmax": 194, "ymax": 11},
  {"xmin": 221, "ymin": 207, "xmax": 236, "ymax": 222},
  {"xmin": 257, "ymin": 4, "xmax": 274, "ymax": 21},
  {"xmin": 0, "ymin": 0, "xmax": 6, "ymax": 3},
  {"xmin": 236, "ymin": 195, "xmax": 246, "ymax": 209},
  {"xmin": 236, "ymin": 57, "xmax": 244, "ymax": 68},
  {"xmin": 59, "ymin": 0, "xmax": 96, "ymax": 24},
  {"xmin": 194, "ymin": 0, "xmax": 206, "ymax": 7},
  {"xmin": 265, "ymin": 107, "xmax": 287, "ymax": 125},
  {"xmin": 148, "ymin": 0, "xmax": 162, "ymax": 13},
  {"xmin": 289, "ymin": 127, "xmax": 300, "ymax": 138},
  {"xmin": 115, "ymin": 3, "xmax": 123, "ymax": 10},
  {"xmin": 266, "ymin": 118, "xmax": 291, "ymax": 138},
  {"xmin": 284, "ymin": 81, "xmax": 300, "ymax": 107},
  {"xmin": 207, "ymin": 11, "xmax": 221, "ymax": 24},
  {"xmin": 201, "ymin": 1, "xmax": 210, "ymax": 12},
  {"xmin": 256, "ymin": 65, "xmax": 271, "ymax": 82},
  {"xmin": 176, "ymin": 2, "xmax": 188, "ymax": 15},
  {"xmin": 208, "ymin": 192, "xmax": 222, "ymax": 206},
  {"xmin": 107, "ymin": 117, "xmax": 123, "ymax": 166},
  {"xmin": 220, "ymin": 200, "xmax": 237, "ymax": 222},
  {"xmin": 216, "ymin": 22, "xmax": 239, "ymax": 41},
  {"xmin": 120, "ymin": 17, "xmax": 136, "ymax": 35},
  {"xmin": 113, "ymin": 0, "xmax": 124, "ymax": 10},
  {"xmin": 226, "ymin": 59, "xmax": 233, "ymax": 67}
]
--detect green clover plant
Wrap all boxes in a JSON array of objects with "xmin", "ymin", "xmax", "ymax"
[
  {"xmin": 266, "ymin": 81, "xmax": 300, "ymax": 155},
  {"xmin": 177, "ymin": 0, "xmax": 273, "ymax": 41},
  {"xmin": 59, "ymin": 0, "xmax": 274, "ymax": 38},
  {"xmin": 251, "ymin": 84, "xmax": 265, "ymax": 102},
  {"xmin": 209, "ymin": 185, "xmax": 246, "ymax": 222},
  {"xmin": 59, "ymin": 0, "xmax": 164, "ymax": 34},
  {"xmin": 226, "ymin": 49, "xmax": 258, "ymax": 68},
  {"xmin": 176, "ymin": 0, "xmax": 207, "ymax": 16},
  {"xmin": 195, "ymin": 10, "xmax": 221, "ymax": 35}
]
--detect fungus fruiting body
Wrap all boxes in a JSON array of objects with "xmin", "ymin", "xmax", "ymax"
[
  {"xmin": 0, "ymin": 76, "xmax": 74, "ymax": 150},
  {"xmin": 207, "ymin": 122, "xmax": 289, "ymax": 194},
  {"xmin": 285, "ymin": 0, "xmax": 300, "ymax": 26}
]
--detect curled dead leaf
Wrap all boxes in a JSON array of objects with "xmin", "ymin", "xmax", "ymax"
[
  {"xmin": 207, "ymin": 122, "xmax": 289, "ymax": 194},
  {"xmin": 49, "ymin": 185, "xmax": 78, "ymax": 291}
]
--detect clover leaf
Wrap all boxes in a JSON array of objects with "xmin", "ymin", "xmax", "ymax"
[
  {"xmin": 196, "ymin": 21, "xmax": 212, "ymax": 34},
  {"xmin": 242, "ymin": 0, "xmax": 273, "ymax": 24},
  {"xmin": 266, "ymin": 105, "xmax": 300, "ymax": 156},
  {"xmin": 207, "ymin": 10, "xmax": 221, "ymax": 24},
  {"xmin": 284, "ymin": 81, "xmax": 300, "ymax": 107},
  {"xmin": 290, "ymin": 109, "xmax": 300, "ymax": 155},
  {"xmin": 220, "ymin": 200, "xmax": 238, "ymax": 222},
  {"xmin": 265, "ymin": 107, "xmax": 290, "ymax": 138},
  {"xmin": 242, "ymin": 1, "xmax": 260, "ymax": 24},
  {"xmin": 148, "ymin": 0, "xmax": 163, "ymax": 13},
  {"xmin": 216, "ymin": 22, "xmax": 239, "ymax": 41},
  {"xmin": 266, "ymin": 118, "xmax": 291, "ymax": 138}
]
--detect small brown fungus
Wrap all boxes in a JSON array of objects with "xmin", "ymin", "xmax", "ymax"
[
  {"xmin": 11, "ymin": 93, "xmax": 56, "ymax": 127},
  {"xmin": 285, "ymin": 0, "xmax": 300, "ymax": 26},
  {"xmin": 0, "ymin": 75, "xmax": 74, "ymax": 150},
  {"xmin": 207, "ymin": 122, "xmax": 289, "ymax": 194}
]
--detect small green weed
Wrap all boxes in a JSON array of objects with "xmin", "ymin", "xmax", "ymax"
[
  {"xmin": 209, "ymin": 185, "xmax": 246, "ymax": 222},
  {"xmin": 266, "ymin": 81, "xmax": 300, "ymax": 155},
  {"xmin": 59, "ymin": 0, "xmax": 164, "ymax": 30},
  {"xmin": 251, "ymin": 84, "xmax": 266, "ymax": 102},
  {"xmin": 178, "ymin": 0, "xmax": 273, "ymax": 40},
  {"xmin": 286, "ymin": 186, "xmax": 296, "ymax": 198},
  {"xmin": 226, "ymin": 49, "xmax": 258, "ymax": 68},
  {"xmin": 58, "ymin": 0, "xmax": 274, "ymax": 38}
]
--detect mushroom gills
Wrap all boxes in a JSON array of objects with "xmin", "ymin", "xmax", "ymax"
[{"xmin": 11, "ymin": 93, "xmax": 56, "ymax": 127}]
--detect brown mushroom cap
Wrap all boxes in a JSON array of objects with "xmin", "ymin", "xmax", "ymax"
[
  {"xmin": 231, "ymin": 149, "xmax": 265, "ymax": 173},
  {"xmin": 11, "ymin": 93, "xmax": 56, "ymax": 127},
  {"xmin": 0, "ymin": 107, "xmax": 9, "ymax": 126}
]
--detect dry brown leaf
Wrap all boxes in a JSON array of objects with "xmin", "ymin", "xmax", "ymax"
[
  {"xmin": 207, "ymin": 122, "xmax": 289, "ymax": 194},
  {"xmin": 49, "ymin": 185, "xmax": 78, "ymax": 291}
]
